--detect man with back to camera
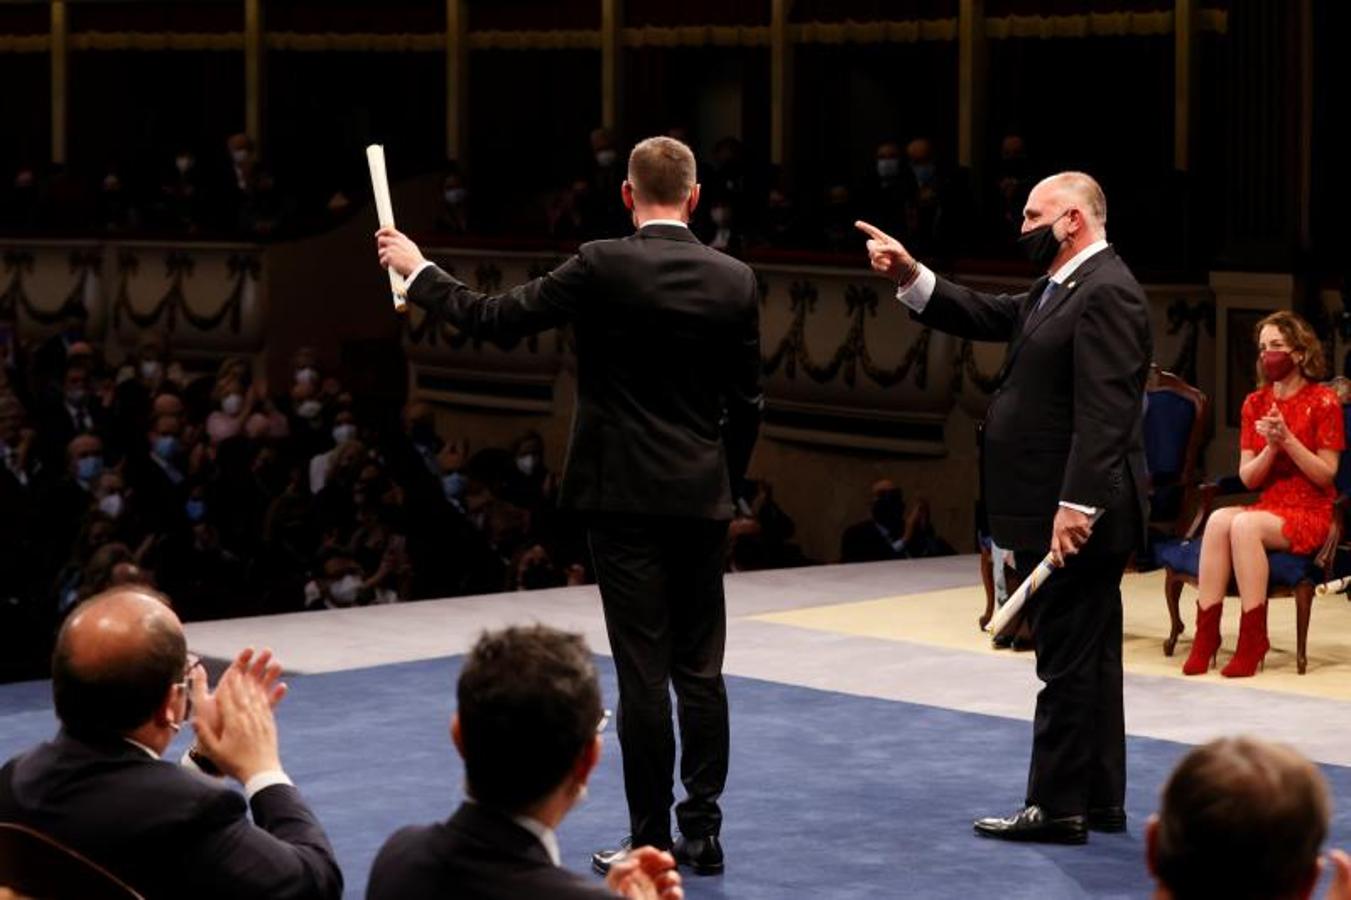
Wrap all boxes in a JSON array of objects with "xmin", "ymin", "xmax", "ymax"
[
  {"xmin": 0, "ymin": 587, "xmax": 342, "ymax": 899},
  {"xmin": 1147, "ymin": 736, "xmax": 1351, "ymax": 900},
  {"xmin": 858, "ymin": 171, "xmax": 1151, "ymax": 843},
  {"xmin": 366, "ymin": 625, "xmax": 684, "ymax": 900},
  {"xmin": 376, "ymin": 135, "xmax": 762, "ymax": 874}
]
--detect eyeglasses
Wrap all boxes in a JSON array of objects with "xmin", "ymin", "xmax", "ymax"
[
  {"xmin": 596, "ymin": 709, "xmax": 612, "ymax": 735},
  {"xmin": 175, "ymin": 653, "xmax": 200, "ymax": 721}
]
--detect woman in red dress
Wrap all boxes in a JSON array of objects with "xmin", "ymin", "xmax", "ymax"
[{"xmin": 1183, "ymin": 311, "xmax": 1344, "ymax": 677}]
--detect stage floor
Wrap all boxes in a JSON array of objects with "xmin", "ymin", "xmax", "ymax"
[
  {"xmin": 183, "ymin": 555, "xmax": 1351, "ymax": 767},
  {"xmin": 6, "ymin": 556, "xmax": 1351, "ymax": 898}
]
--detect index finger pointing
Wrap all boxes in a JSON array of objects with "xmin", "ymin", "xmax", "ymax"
[{"xmin": 854, "ymin": 220, "xmax": 891, "ymax": 242}]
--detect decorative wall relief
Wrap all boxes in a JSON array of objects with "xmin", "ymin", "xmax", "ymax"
[
  {"xmin": 761, "ymin": 280, "xmax": 932, "ymax": 390},
  {"xmin": 112, "ymin": 250, "xmax": 257, "ymax": 335},
  {"xmin": 1163, "ymin": 296, "xmax": 1215, "ymax": 387},
  {"xmin": 0, "ymin": 247, "xmax": 105, "ymax": 335}
]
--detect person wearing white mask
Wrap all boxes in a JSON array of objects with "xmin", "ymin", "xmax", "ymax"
[
  {"xmin": 93, "ymin": 470, "xmax": 127, "ymax": 521},
  {"xmin": 206, "ymin": 378, "xmax": 258, "ymax": 446},
  {"xmin": 309, "ymin": 410, "xmax": 359, "ymax": 494}
]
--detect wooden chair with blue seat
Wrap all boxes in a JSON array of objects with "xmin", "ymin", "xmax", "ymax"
[
  {"xmin": 1155, "ymin": 392, "xmax": 1351, "ymax": 674},
  {"xmin": 1140, "ymin": 364, "xmax": 1209, "ymax": 566},
  {"xmin": 0, "ymin": 822, "xmax": 143, "ymax": 900}
]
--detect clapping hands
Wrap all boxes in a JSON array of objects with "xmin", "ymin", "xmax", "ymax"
[
  {"xmin": 1255, "ymin": 404, "xmax": 1290, "ymax": 449},
  {"xmin": 605, "ymin": 847, "xmax": 683, "ymax": 900},
  {"xmin": 189, "ymin": 647, "xmax": 288, "ymax": 784}
]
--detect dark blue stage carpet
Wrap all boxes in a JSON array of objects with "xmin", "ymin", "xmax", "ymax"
[{"xmin": 3, "ymin": 658, "xmax": 1350, "ymax": 899}]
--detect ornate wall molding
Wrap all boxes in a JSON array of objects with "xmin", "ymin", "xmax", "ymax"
[
  {"xmin": 0, "ymin": 239, "xmax": 264, "ymax": 358},
  {"xmin": 761, "ymin": 279, "xmax": 932, "ymax": 390},
  {"xmin": 112, "ymin": 248, "xmax": 258, "ymax": 336},
  {"xmin": 0, "ymin": 244, "xmax": 104, "ymax": 336}
]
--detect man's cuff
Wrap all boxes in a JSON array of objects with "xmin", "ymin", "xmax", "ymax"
[
  {"xmin": 894, "ymin": 264, "xmax": 936, "ymax": 313},
  {"xmin": 243, "ymin": 770, "xmax": 294, "ymax": 801},
  {"xmin": 1059, "ymin": 501, "xmax": 1098, "ymax": 515},
  {"xmin": 405, "ymin": 260, "xmax": 435, "ymax": 289},
  {"xmin": 181, "ymin": 745, "xmax": 223, "ymax": 778}
]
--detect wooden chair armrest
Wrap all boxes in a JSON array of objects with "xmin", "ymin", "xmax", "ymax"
[
  {"xmin": 1315, "ymin": 495, "xmax": 1350, "ymax": 573},
  {"xmin": 1181, "ymin": 482, "xmax": 1218, "ymax": 540}
]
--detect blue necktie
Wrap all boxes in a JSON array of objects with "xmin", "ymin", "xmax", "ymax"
[
  {"xmin": 1035, "ymin": 280, "xmax": 1060, "ymax": 312},
  {"xmin": 1027, "ymin": 280, "xmax": 1061, "ymax": 328}
]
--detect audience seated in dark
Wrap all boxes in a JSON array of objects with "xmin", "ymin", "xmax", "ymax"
[
  {"xmin": 726, "ymin": 480, "xmax": 811, "ymax": 572},
  {"xmin": 840, "ymin": 480, "xmax": 955, "ymax": 563},
  {"xmin": 1147, "ymin": 736, "xmax": 1351, "ymax": 900},
  {"xmin": 367, "ymin": 624, "xmax": 682, "ymax": 900},
  {"xmin": 858, "ymin": 140, "xmax": 918, "ymax": 244},
  {"xmin": 0, "ymin": 587, "xmax": 343, "ymax": 900}
]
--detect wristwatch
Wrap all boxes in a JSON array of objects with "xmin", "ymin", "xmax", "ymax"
[{"xmin": 188, "ymin": 744, "xmax": 223, "ymax": 777}]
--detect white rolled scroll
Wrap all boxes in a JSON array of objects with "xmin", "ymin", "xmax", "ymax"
[
  {"xmin": 1316, "ymin": 576, "xmax": 1351, "ymax": 596},
  {"xmin": 983, "ymin": 509, "xmax": 1106, "ymax": 638},
  {"xmin": 366, "ymin": 144, "xmax": 407, "ymax": 313}
]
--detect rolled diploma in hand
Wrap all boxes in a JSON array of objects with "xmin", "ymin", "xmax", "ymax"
[
  {"xmin": 984, "ymin": 509, "xmax": 1106, "ymax": 637},
  {"xmin": 366, "ymin": 144, "xmax": 407, "ymax": 312}
]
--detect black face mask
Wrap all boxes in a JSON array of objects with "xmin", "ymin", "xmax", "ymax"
[
  {"xmin": 1017, "ymin": 212, "xmax": 1067, "ymax": 270},
  {"xmin": 871, "ymin": 490, "xmax": 905, "ymax": 533}
]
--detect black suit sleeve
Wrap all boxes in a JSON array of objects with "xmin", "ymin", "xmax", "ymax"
[
  {"xmin": 914, "ymin": 276, "xmax": 1030, "ymax": 342},
  {"xmin": 406, "ymin": 255, "xmax": 589, "ymax": 344},
  {"xmin": 722, "ymin": 275, "xmax": 763, "ymax": 490},
  {"xmin": 1060, "ymin": 283, "xmax": 1150, "ymax": 507},
  {"xmin": 183, "ymin": 783, "xmax": 343, "ymax": 900}
]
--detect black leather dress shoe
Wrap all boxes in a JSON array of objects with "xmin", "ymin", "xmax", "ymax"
[
  {"xmin": 973, "ymin": 805, "xmax": 1088, "ymax": 845},
  {"xmin": 674, "ymin": 834, "xmax": 724, "ymax": 875},
  {"xmin": 591, "ymin": 837, "xmax": 633, "ymax": 875},
  {"xmin": 1087, "ymin": 805, "xmax": 1127, "ymax": 833}
]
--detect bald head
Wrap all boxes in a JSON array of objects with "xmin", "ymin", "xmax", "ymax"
[
  {"xmin": 52, "ymin": 588, "xmax": 186, "ymax": 740},
  {"xmin": 1029, "ymin": 171, "xmax": 1107, "ymax": 236},
  {"xmin": 152, "ymin": 393, "xmax": 184, "ymax": 420}
]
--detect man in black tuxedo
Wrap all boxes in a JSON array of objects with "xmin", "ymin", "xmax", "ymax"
[
  {"xmin": 377, "ymin": 135, "xmax": 762, "ymax": 873},
  {"xmin": 0, "ymin": 587, "xmax": 343, "ymax": 899},
  {"xmin": 367, "ymin": 625, "xmax": 683, "ymax": 900},
  {"xmin": 859, "ymin": 171, "xmax": 1151, "ymax": 844}
]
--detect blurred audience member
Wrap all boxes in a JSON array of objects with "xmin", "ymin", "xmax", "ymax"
[
  {"xmin": 860, "ymin": 140, "xmax": 918, "ymax": 242},
  {"xmin": 0, "ymin": 589, "xmax": 343, "ymax": 899},
  {"xmin": 1147, "ymin": 736, "xmax": 1351, "ymax": 900},
  {"xmin": 436, "ymin": 167, "xmax": 472, "ymax": 234},
  {"xmin": 367, "ymin": 625, "xmax": 682, "ymax": 900}
]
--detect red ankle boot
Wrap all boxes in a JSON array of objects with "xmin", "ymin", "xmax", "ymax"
[
  {"xmin": 1221, "ymin": 604, "xmax": 1270, "ymax": 677},
  {"xmin": 1182, "ymin": 602, "xmax": 1223, "ymax": 675}
]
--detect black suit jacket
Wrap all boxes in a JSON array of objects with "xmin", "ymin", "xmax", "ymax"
[
  {"xmin": 840, "ymin": 520, "xmax": 900, "ymax": 563},
  {"xmin": 915, "ymin": 247, "xmax": 1151, "ymax": 552},
  {"xmin": 367, "ymin": 802, "xmax": 614, "ymax": 900},
  {"xmin": 407, "ymin": 223, "xmax": 763, "ymax": 520},
  {"xmin": 0, "ymin": 733, "xmax": 342, "ymax": 900}
]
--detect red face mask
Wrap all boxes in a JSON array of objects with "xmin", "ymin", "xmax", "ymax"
[{"xmin": 1261, "ymin": 350, "xmax": 1297, "ymax": 383}]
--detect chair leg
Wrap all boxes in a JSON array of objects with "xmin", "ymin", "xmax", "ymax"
[
  {"xmin": 1164, "ymin": 570, "xmax": 1186, "ymax": 657},
  {"xmin": 1295, "ymin": 583, "xmax": 1314, "ymax": 675},
  {"xmin": 978, "ymin": 548, "xmax": 995, "ymax": 631}
]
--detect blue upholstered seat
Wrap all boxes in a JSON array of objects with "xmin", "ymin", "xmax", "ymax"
[{"xmin": 1153, "ymin": 537, "xmax": 1321, "ymax": 588}]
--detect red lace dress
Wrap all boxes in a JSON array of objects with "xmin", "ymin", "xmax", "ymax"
[{"xmin": 1240, "ymin": 382, "xmax": 1346, "ymax": 554}]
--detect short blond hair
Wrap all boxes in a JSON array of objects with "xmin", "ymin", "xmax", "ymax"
[{"xmin": 627, "ymin": 136, "xmax": 696, "ymax": 206}]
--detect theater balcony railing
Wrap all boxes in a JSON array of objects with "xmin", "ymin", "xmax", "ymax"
[
  {"xmin": 0, "ymin": 235, "xmax": 265, "ymax": 370},
  {"xmin": 405, "ymin": 237, "xmax": 1216, "ymax": 457}
]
